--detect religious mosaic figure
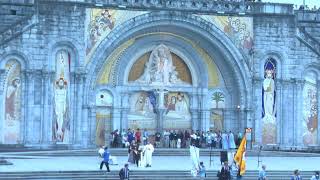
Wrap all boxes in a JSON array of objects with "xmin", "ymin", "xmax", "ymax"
[
  {"xmin": 128, "ymin": 92, "xmax": 157, "ymax": 131},
  {"xmin": 86, "ymin": 9, "xmax": 114, "ymax": 54},
  {"xmin": 164, "ymin": 92, "xmax": 191, "ymax": 129},
  {"xmin": 262, "ymin": 59, "xmax": 277, "ymax": 144},
  {"xmin": 3, "ymin": 60, "xmax": 21, "ymax": 144},
  {"xmin": 53, "ymin": 50, "xmax": 70, "ymax": 143},
  {"xmin": 302, "ymin": 73, "xmax": 318, "ymax": 145},
  {"xmin": 135, "ymin": 44, "xmax": 189, "ymax": 86}
]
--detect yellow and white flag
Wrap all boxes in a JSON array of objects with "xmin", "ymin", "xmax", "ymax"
[{"xmin": 234, "ymin": 134, "xmax": 246, "ymax": 175}]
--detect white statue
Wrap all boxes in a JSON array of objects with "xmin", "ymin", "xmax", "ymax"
[
  {"xmin": 54, "ymin": 77, "xmax": 68, "ymax": 141},
  {"xmin": 263, "ymin": 69, "xmax": 276, "ymax": 124},
  {"xmin": 134, "ymin": 44, "xmax": 189, "ymax": 86}
]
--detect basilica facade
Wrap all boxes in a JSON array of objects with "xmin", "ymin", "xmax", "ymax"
[{"xmin": 0, "ymin": 1, "xmax": 319, "ymax": 149}]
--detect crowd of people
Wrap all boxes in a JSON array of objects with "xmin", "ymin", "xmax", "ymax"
[
  {"xmin": 108, "ymin": 128, "xmax": 243, "ymax": 150},
  {"xmin": 98, "ymin": 128, "xmax": 319, "ymax": 179}
]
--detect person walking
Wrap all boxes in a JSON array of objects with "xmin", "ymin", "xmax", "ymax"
[
  {"xmin": 143, "ymin": 142, "xmax": 154, "ymax": 167},
  {"xmin": 99, "ymin": 147, "xmax": 110, "ymax": 172},
  {"xmin": 311, "ymin": 171, "xmax": 320, "ymax": 180},
  {"xmin": 291, "ymin": 169, "xmax": 302, "ymax": 180},
  {"xmin": 119, "ymin": 163, "xmax": 130, "ymax": 180},
  {"xmin": 199, "ymin": 161, "xmax": 206, "ymax": 179},
  {"xmin": 258, "ymin": 165, "xmax": 267, "ymax": 180}
]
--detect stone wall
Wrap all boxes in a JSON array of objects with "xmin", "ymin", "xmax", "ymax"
[{"xmin": 0, "ymin": 2, "xmax": 319, "ymax": 148}]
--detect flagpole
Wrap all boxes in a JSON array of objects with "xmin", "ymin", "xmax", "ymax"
[{"xmin": 237, "ymin": 131, "xmax": 246, "ymax": 177}]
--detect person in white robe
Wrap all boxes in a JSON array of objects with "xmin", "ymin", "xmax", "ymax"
[
  {"xmin": 190, "ymin": 144, "xmax": 200, "ymax": 176},
  {"xmin": 143, "ymin": 142, "xmax": 154, "ymax": 167},
  {"xmin": 222, "ymin": 131, "xmax": 229, "ymax": 150},
  {"xmin": 228, "ymin": 131, "xmax": 236, "ymax": 149}
]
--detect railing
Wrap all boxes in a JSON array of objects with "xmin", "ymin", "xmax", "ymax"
[
  {"xmin": 295, "ymin": 10, "xmax": 320, "ymax": 22},
  {"xmin": 39, "ymin": 0, "xmax": 294, "ymax": 15},
  {"xmin": 296, "ymin": 26, "xmax": 320, "ymax": 57},
  {"xmin": 0, "ymin": 15, "xmax": 38, "ymax": 47},
  {"xmin": 0, "ymin": 0, "xmax": 34, "ymax": 5}
]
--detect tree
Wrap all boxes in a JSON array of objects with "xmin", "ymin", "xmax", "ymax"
[{"xmin": 212, "ymin": 92, "xmax": 224, "ymax": 109}]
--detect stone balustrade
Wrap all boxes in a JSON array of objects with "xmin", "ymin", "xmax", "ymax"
[
  {"xmin": 0, "ymin": 0, "xmax": 34, "ymax": 5},
  {"xmin": 295, "ymin": 10, "xmax": 320, "ymax": 22},
  {"xmin": 39, "ymin": 0, "xmax": 293, "ymax": 15}
]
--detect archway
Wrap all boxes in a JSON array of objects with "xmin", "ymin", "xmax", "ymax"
[{"xmin": 85, "ymin": 11, "xmax": 251, "ymax": 142}]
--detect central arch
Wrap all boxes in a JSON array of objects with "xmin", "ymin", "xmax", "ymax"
[{"xmin": 85, "ymin": 11, "xmax": 252, "ymax": 138}]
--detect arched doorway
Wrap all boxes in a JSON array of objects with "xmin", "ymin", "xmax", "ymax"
[{"xmin": 85, "ymin": 12, "xmax": 251, "ymax": 145}]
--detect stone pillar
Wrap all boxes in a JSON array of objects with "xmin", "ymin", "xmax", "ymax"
[
  {"xmin": 120, "ymin": 92, "xmax": 129, "ymax": 131},
  {"xmin": 88, "ymin": 105, "xmax": 96, "ymax": 146},
  {"xmin": 317, "ymin": 80, "xmax": 320, "ymax": 145},
  {"xmin": 190, "ymin": 109, "xmax": 198, "ymax": 131},
  {"xmin": 40, "ymin": 68, "xmax": 50, "ymax": 144},
  {"xmin": 82, "ymin": 104, "xmax": 90, "ymax": 148},
  {"xmin": 157, "ymin": 108, "xmax": 166, "ymax": 132},
  {"xmin": 189, "ymin": 92, "xmax": 199, "ymax": 131},
  {"xmin": 252, "ymin": 77, "xmax": 263, "ymax": 145},
  {"xmin": 74, "ymin": 70, "xmax": 86, "ymax": 145},
  {"xmin": 296, "ymin": 80, "xmax": 304, "ymax": 146},
  {"xmin": 112, "ymin": 107, "xmax": 122, "ymax": 131},
  {"xmin": 0, "ymin": 69, "xmax": 6, "ymax": 143},
  {"xmin": 47, "ymin": 71, "xmax": 55, "ymax": 144},
  {"xmin": 23, "ymin": 70, "xmax": 34, "ymax": 144},
  {"xmin": 276, "ymin": 79, "xmax": 287, "ymax": 146}
]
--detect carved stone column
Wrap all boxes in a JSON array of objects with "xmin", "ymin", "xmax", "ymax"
[
  {"xmin": 0, "ymin": 69, "xmax": 6, "ymax": 141},
  {"xmin": 120, "ymin": 92, "xmax": 129, "ymax": 131},
  {"xmin": 295, "ymin": 79, "xmax": 304, "ymax": 146},
  {"xmin": 40, "ymin": 68, "xmax": 50, "ymax": 144},
  {"xmin": 157, "ymin": 108, "xmax": 166, "ymax": 133},
  {"xmin": 74, "ymin": 69, "xmax": 86, "ymax": 145},
  {"xmin": 317, "ymin": 80, "xmax": 320, "ymax": 145},
  {"xmin": 22, "ymin": 70, "xmax": 33, "ymax": 144},
  {"xmin": 88, "ymin": 105, "xmax": 96, "ymax": 147}
]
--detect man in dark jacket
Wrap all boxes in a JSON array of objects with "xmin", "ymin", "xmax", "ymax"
[
  {"xmin": 119, "ymin": 163, "xmax": 130, "ymax": 180},
  {"xmin": 219, "ymin": 161, "xmax": 231, "ymax": 180},
  {"xmin": 99, "ymin": 147, "xmax": 110, "ymax": 172}
]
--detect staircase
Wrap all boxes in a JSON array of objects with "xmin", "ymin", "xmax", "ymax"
[
  {"xmin": 295, "ymin": 10, "xmax": 320, "ymax": 57},
  {"xmin": 0, "ymin": 170, "xmax": 315, "ymax": 180},
  {"xmin": 0, "ymin": 2, "xmax": 37, "ymax": 46},
  {"xmin": 296, "ymin": 26, "xmax": 320, "ymax": 57},
  {"xmin": 3, "ymin": 148, "xmax": 320, "ymax": 157}
]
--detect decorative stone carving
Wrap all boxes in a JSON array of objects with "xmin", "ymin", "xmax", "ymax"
[{"xmin": 134, "ymin": 44, "xmax": 190, "ymax": 86}]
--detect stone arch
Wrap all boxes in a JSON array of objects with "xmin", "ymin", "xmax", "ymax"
[
  {"xmin": 0, "ymin": 50, "xmax": 29, "ymax": 70},
  {"xmin": 260, "ymin": 51, "xmax": 285, "ymax": 79},
  {"xmin": 116, "ymin": 35, "xmax": 207, "ymax": 87},
  {"xmin": 47, "ymin": 39, "xmax": 82, "ymax": 73},
  {"xmin": 85, "ymin": 11, "xmax": 251, "ymax": 112},
  {"xmin": 300, "ymin": 64, "xmax": 320, "ymax": 146},
  {"xmin": 301, "ymin": 64, "xmax": 320, "ymax": 80}
]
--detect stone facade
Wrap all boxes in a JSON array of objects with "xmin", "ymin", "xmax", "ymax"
[{"xmin": 0, "ymin": 1, "xmax": 319, "ymax": 149}]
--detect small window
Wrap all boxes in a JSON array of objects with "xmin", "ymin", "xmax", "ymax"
[{"xmin": 10, "ymin": 10, "xmax": 17, "ymax": 15}]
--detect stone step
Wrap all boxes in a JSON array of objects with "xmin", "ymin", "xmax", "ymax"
[{"xmin": 6, "ymin": 148, "xmax": 319, "ymax": 157}]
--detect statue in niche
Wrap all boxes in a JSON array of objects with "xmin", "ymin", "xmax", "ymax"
[
  {"xmin": 135, "ymin": 44, "xmax": 189, "ymax": 86},
  {"xmin": 54, "ymin": 76, "xmax": 68, "ymax": 142}
]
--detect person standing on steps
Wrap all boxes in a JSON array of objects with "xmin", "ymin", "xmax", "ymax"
[
  {"xmin": 258, "ymin": 165, "xmax": 267, "ymax": 180},
  {"xmin": 119, "ymin": 163, "xmax": 130, "ymax": 180},
  {"xmin": 99, "ymin": 146, "xmax": 110, "ymax": 172}
]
